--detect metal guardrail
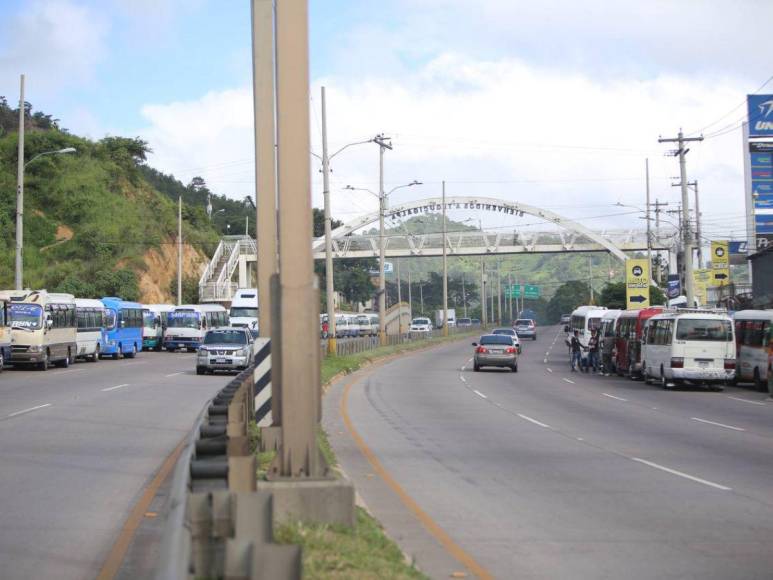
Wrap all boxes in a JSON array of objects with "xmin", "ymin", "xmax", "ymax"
[{"xmin": 156, "ymin": 366, "xmax": 300, "ymax": 580}]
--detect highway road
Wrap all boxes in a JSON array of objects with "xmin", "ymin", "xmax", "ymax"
[
  {"xmin": 326, "ymin": 326, "xmax": 773, "ymax": 579},
  {"xmin": 0, "ymin": 353, "xmax": 226, "ymax": 580}
]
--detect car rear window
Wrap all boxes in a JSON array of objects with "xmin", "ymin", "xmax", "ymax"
[
  {"xmin": 515, "ymin": 319, "xmax": 533, "ymax": 325},
  {"xmin": 492, "ymin": 329, "xmax": 515, "ymax": 336},
  {"xmin": 480, "ymin": 335, "xmax": 513, "ymax": 345}
]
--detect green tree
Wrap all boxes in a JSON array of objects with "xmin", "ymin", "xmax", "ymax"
[
  {"xmin": 169, "ymin": 276, "xmax": 200, "ymax": 304},
  {"xmin": 600, "ymin": 282, "xmax": 626, "ymax": 309},
  {"xmin": 546, "ymin": 280, "xmax": 590, "ymax": 323}
]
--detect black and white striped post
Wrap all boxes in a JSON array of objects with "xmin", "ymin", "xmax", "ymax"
[{"xmin": 253, "ymin": 338, "xmax": 272, "ymax": 427}]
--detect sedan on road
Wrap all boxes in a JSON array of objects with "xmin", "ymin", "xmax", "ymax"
[
  {"xmin": 196, "ymin": 327, "xmax": 254, "ymax": 375},
  {"xmin": 492, "ymin": 327, "xmax": 522, "ymax": 354},
  {"xmin": 473, "ymin": 334, "xmax": 519, "ymax": 372},
  {"xmin": 515, "ymin": 318, "xmax": 537, "ymax": 340}
]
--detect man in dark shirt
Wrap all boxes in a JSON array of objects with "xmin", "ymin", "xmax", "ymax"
[
  {"xmin": 588, "ymin": 328, "xmax": 600, "ymax": 373},
  {"xmin": 570, "ymin": 330, "xmax": 582, "ymax": 372}
]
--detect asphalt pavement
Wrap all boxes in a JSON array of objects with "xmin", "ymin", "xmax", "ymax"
[
  {"xmin": 325, "ymin": 325, "xmax": 773, "ymax": 579},
  {"xmin": 0, "ymin": 353, "xmax": 227, "ymax": 580}
]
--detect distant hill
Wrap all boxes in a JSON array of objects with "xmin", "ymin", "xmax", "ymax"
[{"xmin": 0, "ymin": 98, "xmax": 224, "ymax": 302}]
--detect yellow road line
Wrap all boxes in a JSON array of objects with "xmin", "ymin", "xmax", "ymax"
[
  {"xmin": 96, "ymin": 438, "xmax": 186, "ymax": 580},
  {"xmin": 340, "ymin": 367, "xmax": 494, "ymax": 580}
]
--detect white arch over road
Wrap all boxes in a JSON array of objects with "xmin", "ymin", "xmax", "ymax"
[{"xmin": 322, "ymin": 196, "xmax": 631, "ymax": 261}]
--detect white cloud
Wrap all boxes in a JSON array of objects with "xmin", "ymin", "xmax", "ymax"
[
  {"xmin": 139, "ymin": 51, "xmax": 752, "ymax": 241},
  {"xmin": 0, "ymin": 0, "xmax": 109, "ymax": 94}
]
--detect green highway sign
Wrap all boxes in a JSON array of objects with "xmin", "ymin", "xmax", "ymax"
[
  {"xmin": 505, "ymin": 285, "xmax": 521, "ymax": 298},
  {"xmin": 505, "ymin": 284, "xmax": 540, "ymax": 299},
  {"xmin": 524, "ymin": 285, "xmax": 540, "ymax": 299}
]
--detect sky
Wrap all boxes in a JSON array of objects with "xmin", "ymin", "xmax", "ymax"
[{"xmin": 2, "ymin": 0, "xmax": 772, "ymax": 244}]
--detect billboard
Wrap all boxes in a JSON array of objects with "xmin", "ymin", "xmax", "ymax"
[
  {"xmin": 710, "ymin": 241, "xmax": 730, "ymax": 286},
  {"xmin": 747, "ymin": 95, "xmax": 773, "ymax": 138},
  {"xmin": 625, "ymin": 258, "xmax": 650, "ymax": 310},
  {"xmin": 745, "ymin": 99, "xmax": 773, "ymax": 252}
]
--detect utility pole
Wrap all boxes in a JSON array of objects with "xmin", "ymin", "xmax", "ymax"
[
  {"xmin": 15, "ymin": 74, "xmax": 25, "ymax": 291},
  {"xmin": 645, "ymin": 158, "xmax": 653, "ymax": 285},
  {"xmin": 408, "ymin": 270, "xmax": 412, "ymax": 318},
  {"xmin": 690, "ymin": 181, "xmax": 702, "ymax": 269},
  {"xmin": 461, "ymin": 272, "xmax": 467, "ymax": 318},
  {"xmin": 252, "ymin": 0, "xmax": 277, "ymax": 340},
  {"xmin": 480, "ymin": 258, "xmax": 487, "ymax": 326},
  {"xmin": 320, "ymin": 86, "xmax": 337, "ymax": 353},
  {"xmin": 177, "ymin": 194, "xmax": 182, "ymax": 305},
  {"xmin": 496, "ymin": 260, "xmax": 502, "ymax": 325},
  {"xmin": 508, "ymin": 272, "xmax": 513, "ymax": 323},
  {"xmin": 374, "ymin": 134, "xmax": 392, "ymax": 345},
  {"xmin": 659, "ymin": 130, "xmax": 703, "ymax": 306},
  {"xmin": 396, "ymin": 258, "xmax": 403, "ymax": 333},
  {"xmin": 419, "ymin": 282, "xmax": 424, "ymax": 316},
  {"xmin": 651, "ymin": 199, "xmax": 669, "ymax": 284},
  {"xmin": 588, "ymin": 255, "xmax": 594, "ymax": 305},
  {"xmin": 442, "ymin": 181, "xmax": 448, "ymax": 336}
]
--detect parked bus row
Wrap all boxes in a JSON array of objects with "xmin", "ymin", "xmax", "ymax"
[
  {"xmin": 320, "ymin": 313, "xmax": 380, "ymax": 338},
  {"xmin": 566, "ymin": 305, "xmax": 773, "ymax": 392},
  {"xmin": 0, "ymin": 290, "xmax": 233, "ymax": 372}
]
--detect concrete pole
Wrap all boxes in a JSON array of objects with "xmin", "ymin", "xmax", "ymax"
[
  {"xmin": 588, "ymin": 255, "xmax": 594, "ymax": 305},
  {"xmin": 15, "ymin": 74, "xmax": 25, "ymax": 291},
  {"xmin": 480, "ymin": 258, "xmax": 487, "ymax": 326},
  {"xmin": 177, "ymin": 194, "xmax": 182, "ymax": 305},
  {"xmin": 496, "ymin": 260, "xmax": 502, "ymax": 325},
  {"xmin": 396, "ymin": 258, "xmax": 404, "ymax": 333},
  {"xmin": 693, "ymin": 181, "xmax": 703, "ymax": 269},
  {"xmin": 645, "ymin": 158, "xmax": 653, "ymax": 285},
  {"xmin": 251, "ymin": 0, "xmax": 278, "ymax": 339},
  {"xmin": 743, "ymin": 122, "xmax": 755, "ymax": 283},
  {"xmin": 462, "ymin": 273, "xmax": 467, "ymax": 318},
  {"xmin": 378, "ymin": 144, "xmax": 387, "ymax": 345},
  {"xmin": 508, "ymin": 272, "xmax": 513, "ymax": 323},
  {"xmin": 419, "ymin": 282, "xmax": 424, "ymax": 316},
  {"xmin": 408, "ymin": 270, "xmax": 412, "ymax": 317},
  {"xmin": 275, "ymin": 0, "xmax": 322, "ymax": 477},
  {"xmin": 677, "ymin": 132, "xmax": 694, "ymax": 306},
  {"xmin": 442, "ymin": 181, "xmax": 448, "ymax": 336},
  {"xmin": 321, "ymin": 86, "xmax": 337, "ymax": 353}
]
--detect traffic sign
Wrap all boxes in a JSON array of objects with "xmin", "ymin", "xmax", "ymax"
[
  {"xmin": 524, "ymin": 285, "xmax": 540, "ymax": 299},
  {"xmin": 693, "ymin": 268, "xmax": 712, "ymax": 306},
  {"xmin": 505, "ymin": 284, "xmax": 521, "ymax": 298},
  {"xmin": 710, "ymin": 241, "xmax": 729, "ymax": 286},
  {"xmin": 625, "ymin": 258, "xmax": 650, "ymax": 310}
]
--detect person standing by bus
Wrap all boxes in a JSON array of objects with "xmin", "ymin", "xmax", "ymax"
[
  {"xmin": 570, "ymin": 330, "xmax": 582, "ymax": 372},
  {"xmin": 588, "ymin": 328, "xmax": 600, "ymax": 374}
]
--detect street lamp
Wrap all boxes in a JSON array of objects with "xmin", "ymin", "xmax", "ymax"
[
  {"xmin": 346, "ymin": 179, "xmax": 422, "ymax": 344},
  {"xmin": 15, "ymin": 146, "xmax": 77, "ymax": 289}
]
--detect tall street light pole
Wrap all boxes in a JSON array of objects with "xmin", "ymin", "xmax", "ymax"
[{"xmin": 441, "ymin": 181, "xmax": 448, "ymax": 336}]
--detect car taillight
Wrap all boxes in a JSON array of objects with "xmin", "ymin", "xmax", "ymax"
[
  {"xmin": 476, "ymin": 346, "xmax": 488, "ymax": 354},
  {"xmin": 505, "ymin": 347, "xmax": 516, "ymax": 354},
  {"xmin": 724, "ymin": 359, "xmax": 736, "ymax": 370},
  {"xmin": 670, "ymin": 357, "xmax": 684, "ymax": 369}
]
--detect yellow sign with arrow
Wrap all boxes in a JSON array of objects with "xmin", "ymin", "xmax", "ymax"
[
  {"xmin": 625, "ymin": 258, "xmax": 650, "ymax": 310},
  {"xmin": 711, "ymin": 241, "xmax": 729, "ymax": 286}
]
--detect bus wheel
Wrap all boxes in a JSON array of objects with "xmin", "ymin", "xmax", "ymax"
[
  {"xmin": 58, "ymin": 350, "xmax": 71, "ymax": 368},
  {"xmin": 660, "ymin": 366, "xmax": 669, "ymax": 389},
  {"xmin": 38, "ymin": 351, "xmax": 49, "ymax": 371},
  {"xmin": 92, "ymin": 346, "xmax": 100, "ymax": 362},
  {"xmin": 112, "ymin": 346, "xmax": 120, "ymax": 360},
  {"xmin": 643, "ymin": 364, "xmax": 653, "ymax": 385},
  {"xmin": 126, "ymin": 345, "xmax": 137, "ymax": 359}
]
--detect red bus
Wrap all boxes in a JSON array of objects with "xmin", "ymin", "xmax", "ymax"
[{"xmin": 614, "ymin": 307, "xmax": 664, "ymax": 379}]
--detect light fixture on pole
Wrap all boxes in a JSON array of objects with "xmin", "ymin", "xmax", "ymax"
[{"xmin": 345, "ymin": 178, "xmax": 422, "ymax": 345}]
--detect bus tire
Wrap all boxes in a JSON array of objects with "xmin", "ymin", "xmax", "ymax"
[
  {"xmin": 112, "ymin": 348, "xmax": 120, "ymax": 360},
  {"xmin": 38, "ymin": 351, "xmax": 49, "ymax": 371},
  {"xmin": 91, "ymin": 346, "xmax": 100, "ymax": 362},
  {"xmin": 126, "ymin": 345, "xmax": 137, "ymax": 359},
  {"xmin": 196, "ymin": 366, "xmax": 206, "ymax": 375},
  {"xmin": 643, "ymin": 363, "xmax": 653, "ymax": 385},
  {"xmin": 58, "ymin": 350, "xmax": 71, "ymax": 368}
]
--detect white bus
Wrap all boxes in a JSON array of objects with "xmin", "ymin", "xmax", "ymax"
[
  {"xmin": 0, "ymin": 296, "xmax": 10, "ymax": 372},
  {"xmin": 569, "ymin": 305, "xmax": 608, "ymax": 348},
  {"xmin": 2, "ymin": 290, "xmax": 77, "ymax": 370},
  {"xmin": 642, "ymin": 311, "xmax": 735, "ymax": 389},
  {"xmin": 164, "ymin": 304, "xmax": 229, "ymax": 351},
  {"xmin": 733, "ymin": 310, "xmax": 773, "ymax": 390},
  {"xmin": 229, "ymin": 289, "xmax": 259, "ymax": 337},
  {"xmin": 74, "ymin": 298, "xmax": 106, "ymax": 362},
  {"xmin": 142, "ymin": 304, "xmax": 174, "ymax": 351}
]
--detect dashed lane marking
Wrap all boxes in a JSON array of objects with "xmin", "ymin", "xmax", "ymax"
[
  {"xmin": 727, "ymin": 396, "xmax": 766, "ymax": 406},
  {"xmin": 165, "ymin": 372, "xmax": 182, "ymax": 377},
  {"xmin": 7, "ymin": 403, "xmax": 52, "ymax": 418},
  {"xmin": 546, "ymin": 368, "xmax": 553, "ymax": 373},
  {"xmin": 691, "ymin": 417, "xmax": 745, "ymax": 432},
  {"xmin": 602, "ymin": 393, "xmax": 628, "ymax": 402},
  {"xmin": 460, "ymin": 376, "xmax": 466, "ymax": 383},
  {"xmin": 473, "ymin": 390, "xmax": 488, "ymax": 399},
  {"xmin": 517, "ymin": 413, "xmax": 551, "ymax": 429},
  {"xmin": 631, "ymin": 457, "xmax": 732, "ymax": 491},
  {"xmin": 562, "ymin": 378, "xmax": 575, "ymax": 384},
  {"xmin": 102, "ymin": 383, "xmax": 130, "ymax": 392}
]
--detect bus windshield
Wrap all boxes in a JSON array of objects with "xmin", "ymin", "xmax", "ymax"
[
  {"xmin": 104, "ymin": 309, "xmax": 117, "ymax": 330},
  {"xmin": 588, "ymin": 317, "xmax": 602, "ymax": 331},
  {"xmin": 9, "ymin": 303, "xmax": 43, "ymax": 330},
  {"xmin": 143, "ymin": 310, "xmax": 155, "ymax": 329},
  {"xmin": 230, "ymin": 307, "xmax": 258, "ymax": 318},
  {"xmin": 167, "ymin": 311, "xmax": 199, "ymax": 328},
  {"xmin": 676, "ymin": 319, "xmax": 732, "ymax": 342}
]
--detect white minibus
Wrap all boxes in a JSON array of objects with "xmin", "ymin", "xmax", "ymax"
[
  {"xmin": 229, "ymin": 288, "xmax": 259, "ymax": 337},
  {"xmin": 642, "ymin": 311, "xmax": 735, "ymax": 389},
  {"xmin": 733, "ymin": 310, "xmax": 773, "ymax": 389},
  {"xmin": 143, "ymin": 304, "xmax": 174, "ymax": 351},
  {"xmin": 569, "ymin": 305, "xmax": 608, "ymax": 348},
  {"xmin": 74, "ymin": 298, "xmax": 106, "ymax": 362},
  {"xmin": 355, "ymin": 314, "xmax": 375, "ymax": 337},
  {"xmin": 164, "ymin": 304, "xmax": 229, "ymax": 351},
  {"xmin": 3, "ymin": 290, "xmax": 77, "ymax": 370}
]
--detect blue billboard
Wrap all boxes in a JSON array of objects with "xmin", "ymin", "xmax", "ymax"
[
  {"xmin": 748, "ymin": 94, "xmax": 773, "ymax": 137},
  {"xmin": 755, "ymin": 214, "xmax": 773, "ymax": 234}
]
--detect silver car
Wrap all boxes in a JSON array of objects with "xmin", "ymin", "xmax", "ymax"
[
  {"xmin": 196, "ymin": 327, "xmax": 254, "ymax": 375},
  {"xmin": 492, "ymin": 328, "xmax": 522, "ymax": 354},
  {"xmin": 472, "ymin": 334, "xmax": 519, "ymax": 372}
]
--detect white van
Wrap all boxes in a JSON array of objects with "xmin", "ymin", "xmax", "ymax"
[
  {"xmin": 229, "ymin": 288, "xmax": 259, "ymax": 337},
  {"xmin": 2, "ymin": 290, "xmax": 77, "ymax": 370},
  {"xmin": 74, "ymin": 298, "xmax": 106, "ymax": 362},
  {"xmin": 569, "ymin": 305, "xmax": 608, "ymax": 348},
  {"xmin": 164, "ymin": 304, "xmax": 229, "ymax": 351},
  {"xmin": 355, "ymin": 314, "xmax": 375, "ymax": 337},
  {"xmin": 642, "ymin": 311, "xmax": 735, "ymax": 389},
  {"xmin": 0, "ymin": 297, "xmax": 10, "ymax": 372},
  {"xmin": 142, "ymin": 304, "xmax": 174, "ymax": 351},
  {"xmin": 733, "ymin": 310, "xmax": 773, "ymax": 389}
]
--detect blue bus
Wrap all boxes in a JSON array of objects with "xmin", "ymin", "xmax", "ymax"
[{"xmin": 101, "ymin": 297, "xmax": 144, "ymax": 359}]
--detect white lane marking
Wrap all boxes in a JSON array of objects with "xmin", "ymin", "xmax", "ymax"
[
  {"xmin": 165, "ymin": 372, "xmax": 182, "ymax": 377},
  {"xmin": 7, "ymin": 403, "xmax": 52, "ymax": 418},
  {"xmin": 546, "ymin": 368, "xmax": 553, "ymax": 373},
  {"xmin": 517, "ymin": 413, "xmax": 551, "ymax": 428},
  {"xmin": 727, "ymin": 396, "xmax": 766, "ymax": 406},
  {"xmin": 460, "ymin": 376, "xmax": 467, "ymax": 383},
  {"xmin": 691, "ymin": 417, "xmax": 745, "ymax": 432},
  {"xmin": 102, "ymin": 383, "xmax": 130, "ymax": 392},
  {"xmin": 473, "ymin": 390, "xmax": 487, "ymax": 399},
  {"xmin": 576, "ymin": 437, "xmax": 584, "ymax": 441},
  {"xmin": 602, "ymin": 393, "xmax": 628, "ymax": 402},
  {"xmin": 631, "ymin": 457, "xmax": 732, "ymax": 491},
  {"xmin": 562, "ymin": 378, "xmax": 575, "ymax": 384},
  {"xmin": 543, "ymin": 358, "xmax": 548, "ymax": 363}
]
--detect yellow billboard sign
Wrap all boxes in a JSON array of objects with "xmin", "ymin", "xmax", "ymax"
[
  {"xmin": 693, "ymin": 268, "xmax": 712, "ymax": 306},
  {"xmin": 625, "ymin": 258, "xmax": 650, "ymax": 310},
  {"xmin": 711, "ymin": 241, "xmax": 729, "ymax": 286}
]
